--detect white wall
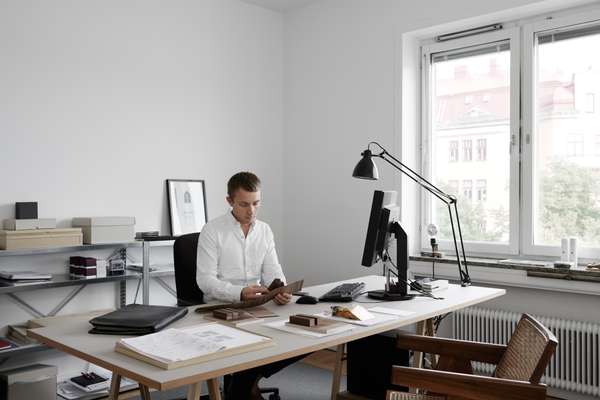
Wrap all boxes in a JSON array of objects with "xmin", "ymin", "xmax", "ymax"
[
  {"xmin": 0, "ymin": 0, "xmax": 283, "ymax": 237},
  {"xmin": 283, "ymin": 3, "xmax": 599, "ymax": 399},
  {"xmin": 281, "ymin": 0, "xmax": 596, "ymax": 283},
  {"xmin": 0, "ymin": 0, "xmax": 283, "ymax": 375}
]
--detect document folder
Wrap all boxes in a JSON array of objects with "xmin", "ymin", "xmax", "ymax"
[{"xmin": 89, "ymin": 304, "xmax": 188, "ymax": 335}]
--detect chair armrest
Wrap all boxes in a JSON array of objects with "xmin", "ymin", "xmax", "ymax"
[
  {"xmin": 391, "ymin": 366, "xmax": 547, "ymax": 400},
  {"xmin": 396, "ymin": 333, "xmax": 506, "ymax": 364}
]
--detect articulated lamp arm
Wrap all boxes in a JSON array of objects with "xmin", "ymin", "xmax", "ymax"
[{"xmin": 353, "ymin": 141, "xmax": 471, "ymax": 286}]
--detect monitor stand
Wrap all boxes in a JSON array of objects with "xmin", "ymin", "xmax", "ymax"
[{"xmin": 368, "ymin": 221, "xmax": 415, "ymax": 301}]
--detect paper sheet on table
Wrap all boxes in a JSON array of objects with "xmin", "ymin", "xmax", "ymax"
[
  {"xmin": 117, "ymin": 323, "xmax": 269, "ymax": 364},
  {"xmin": 368, "ymin": 307, "xmax": 416, "ymax": 317},
  {"xmin": 263, "ymin": 319, "xmax": 354, "ymax": 338},
  {"xmin": 312, "ymin": 311, "xmax": 399, "ymax": 326}
]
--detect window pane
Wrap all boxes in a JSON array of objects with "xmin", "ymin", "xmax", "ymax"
[
  {"xmin": 534, "ymin": 26, "xmax": 600, "ymax": 247},
  {"xmin": 430, "ymin": 42, "xmax": 511, "ymax": 243}
]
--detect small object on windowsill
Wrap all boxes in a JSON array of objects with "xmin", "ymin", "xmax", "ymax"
[
  {"xmin": 585, "ymin": 262, "xmax": 600, "ymax": 271},
  {"xmin": 553, "ymin": 261, "xmax": 573, "ymax": 270},
  {"xmin": 420, "ymin": 251, "xmax": 443, "ymax": 258}
]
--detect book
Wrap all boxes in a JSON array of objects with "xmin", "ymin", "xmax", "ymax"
[
  {"xmin": 0, "ymin": 270, "xmax": 52, "ymax": 280},
  {"xmin": 0, "ymin": 338, "xmax": 14, "ymax": 351},
  {"xmin": 115, "ymin": 323, "xmax": 273, "ymax": 369},
  {"xmin": 69, "ymin": 372, "xmax": 109, "ymax": 392},
  {"xmin": 264, "ymin": 320, "xmax": 354, "ymax": 338},
  {"xmin": 498, "ymin": 259, "xmax": 552, "ymax": 268}
]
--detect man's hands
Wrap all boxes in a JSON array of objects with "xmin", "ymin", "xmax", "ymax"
[
  {"xmin": 241, "ymin": 285, "xmax": 269, "ymax": 300},
  {"xmin": 240, "ymin": 285, "xmax": 292, "ymax": 305},
  {"xmin": 273, "ymin": 292, "xmax": 292, "ymax": 305}
]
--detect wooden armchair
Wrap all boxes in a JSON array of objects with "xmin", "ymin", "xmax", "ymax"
[{"xmin": 387, "ymin": 314, "xmax": 558, "ymax": 400}]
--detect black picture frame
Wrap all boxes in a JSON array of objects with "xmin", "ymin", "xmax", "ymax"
[{"xmin": 166, "ymin": 179, "xmax": 208, "ymax": 236}]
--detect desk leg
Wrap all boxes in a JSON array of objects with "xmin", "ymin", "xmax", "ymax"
[
  {"xmin": 108, "ymin": 373, "xmax": 121, "ymax": 400},
  {"xmin": 138, "ymin": 384, "xmax": 151, "ymax": 400},
  {"xmin": 207, "ymin": 378, "xmax": 222, "ymax": 400},
  {"xmin": 330, "ymin": 343, "xmax": 345, "ymax": 400},
  {"xmin": 187, "ymin": 382, "xmax": 202, "ymax": 400},
  {"xmin": 411, "ymin": 318, "xmax": 436, "ymax": 394}
]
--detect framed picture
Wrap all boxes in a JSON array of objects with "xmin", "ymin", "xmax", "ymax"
[{"xmin": 166, "ymin": 179, "xmax": 208, "ymax": 236}]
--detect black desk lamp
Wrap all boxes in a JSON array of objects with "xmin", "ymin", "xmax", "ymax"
[{"xmin": 352, "ymin": 141, "xmax": 471, "ymax": 286}]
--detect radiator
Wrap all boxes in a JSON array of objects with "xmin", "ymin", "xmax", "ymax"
[{"xmin": 452, "ymin": 307, "xmax": 600, "ymax": 397}]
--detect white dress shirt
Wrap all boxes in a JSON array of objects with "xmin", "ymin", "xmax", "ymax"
[{"xmin": 196, "ymin": 212, "xmax": 286, "ymax": 302}]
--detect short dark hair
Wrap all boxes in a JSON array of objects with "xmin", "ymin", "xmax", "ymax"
[{"xmin": 227, "ymin": 172, "xmax": 261, "ymax": 197}]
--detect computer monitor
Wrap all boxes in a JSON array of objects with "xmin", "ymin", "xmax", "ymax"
[{"xmin": 361, "ymin": 190, "xmax": 413, "ymax": 300}]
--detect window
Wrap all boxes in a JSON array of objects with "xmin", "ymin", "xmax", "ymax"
[
  {"xmin": 423, "ymin": 8, "xmax": 600, "ymax": 259},
  {"xmin": 448, "ymin": 180, "xmax": 459, "ymax": 195},
  {"xmin": 567, "ymin": 134, "xmax": 584, "ymax": 157},
  {"xmin": 476, "ymin": 138, "xmax": 487, "ymax": 161},
  {"xmin": 462, "ymin": 140, "xmax": 473, "ymax": 161},
  {"xmin": 585, "ymin": 93, "xmax": 595, "ymax": 113},
  {"xmin": 449, "ymin": 140, "xmax": 459, "ymax": 162},
  {"xmin": 476, "ymin": 179, "xmax": 487, "ymax": 202},
  {"xmin": 423, "ymin": 28, "xmax": 517, "ymax": 252},
  {"xmin": 528, "ymin": 15, "xmax": 600, "ymax": 254},
  {"xmin": 462, "ymin": 180, "xmax": 473, "ymax": 200}
]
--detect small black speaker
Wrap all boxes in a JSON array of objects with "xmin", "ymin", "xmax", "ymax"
[
  {"xmin": 15, "ymin": 202, "xmax": 38, "ymax": 219},
  {"xmin": 347, "ymin": 333, "xmax": 409, "ymax": 400}
]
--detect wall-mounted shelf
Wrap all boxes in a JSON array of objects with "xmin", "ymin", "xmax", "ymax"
[
  {"xmin": 0, "ymin": 242, "xmax": 140, "ymax": 257},
  {"xmin": 0, "ymin": 342, "xmax": 48, "ymax": 361},
  {"xmin": 0, "ymin": 272, "xmax": 144, "ymax": 295}
]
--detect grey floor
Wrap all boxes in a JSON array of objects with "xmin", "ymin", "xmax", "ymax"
[{"xmin": 139, "ymin": 362, "xmax": 346, "ymax": 400}]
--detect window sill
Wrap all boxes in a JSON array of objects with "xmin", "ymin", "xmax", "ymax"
[{"xmin": 409, "ymin": 255, "xmax": 600, "ymax": 296}]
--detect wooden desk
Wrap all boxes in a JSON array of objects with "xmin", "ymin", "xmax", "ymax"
[{"xmin": 28, "ymin": 275, "xmax": 505, "ymax": 400}]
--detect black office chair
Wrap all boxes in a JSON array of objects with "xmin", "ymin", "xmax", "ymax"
[{"xmin": 172, "ymin": 232, "xmax": 281, "ymax": 400}]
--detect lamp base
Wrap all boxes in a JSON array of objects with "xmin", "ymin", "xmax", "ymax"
[{"xmin": 367, "ymin": 290, "xmax": 415, "ymax": 301}]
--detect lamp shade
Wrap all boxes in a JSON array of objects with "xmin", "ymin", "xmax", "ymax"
[{"xmin": 352, "ymin": 149, "xmax": 379, "ymax": 180}]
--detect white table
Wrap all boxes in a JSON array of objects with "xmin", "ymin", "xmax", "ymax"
[{"xmin": 28, "ymin": 275, "xmax": 505, "ymax": 400}]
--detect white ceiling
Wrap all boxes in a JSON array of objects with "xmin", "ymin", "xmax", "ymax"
[{"xmin": 240, "ymin": 0, "xmax": 320, "ymax": 12}]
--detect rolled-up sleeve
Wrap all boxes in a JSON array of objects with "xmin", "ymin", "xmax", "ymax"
[
  {"xmin": 196, "ymin": 225, "xmax": 245, "ymax": 302},
  {"xmin": 261, "ymin": 226, "xmax": 286, "ymax": 286}
]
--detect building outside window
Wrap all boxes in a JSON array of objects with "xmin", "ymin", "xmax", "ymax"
[{"xmin": 422, "ymin": 10, "xmax": 600, "ymax": 258}]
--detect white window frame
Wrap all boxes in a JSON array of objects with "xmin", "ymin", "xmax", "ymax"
[
  {"xmin": 521, "ymin": 9, "xmax": 600, "ymax": 260},
  {"xmin": 421, "ymin": 27, "xmax": 521, "ymax": 256}
]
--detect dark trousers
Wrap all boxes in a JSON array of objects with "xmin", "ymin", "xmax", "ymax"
[{"xmin": 225, "ymin": 355, "xmax": 306, "ymax": 399}]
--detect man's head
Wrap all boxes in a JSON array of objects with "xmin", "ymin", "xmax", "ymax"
[{"xmin": 227, "ymin": 172, "xmax": 261, "ymax": 226}]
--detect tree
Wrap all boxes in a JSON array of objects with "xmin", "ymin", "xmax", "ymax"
[{"xmin": 539, "ymin": 160, "xmax": 600, "ymax": 246}]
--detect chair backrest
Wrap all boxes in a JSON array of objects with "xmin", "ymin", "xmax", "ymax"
[
  {"xmin": 494, "ymin": 314, "xmax": 558, "ymax": 384},
  {"xmin": 173, "ymin": 232, "xmax": 205, "ymax": 306}
]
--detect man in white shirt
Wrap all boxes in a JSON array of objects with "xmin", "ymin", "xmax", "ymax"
[{"xmin": 196, "ymin": 172, "xmax": 297, "ymax": 399}]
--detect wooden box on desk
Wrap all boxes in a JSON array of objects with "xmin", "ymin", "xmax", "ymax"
[{"xmin": 0, "ymin": 228, "xmax": 83, "ymax": 250}]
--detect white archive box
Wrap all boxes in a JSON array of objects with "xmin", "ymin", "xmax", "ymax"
[{"xmin": 72, "ymin": 217, "xmax": 135, "ymax": 244}]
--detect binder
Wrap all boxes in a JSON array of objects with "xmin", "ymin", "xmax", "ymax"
[{"xmin": 89, "ymin": 304, "xmax": 188, "ymax": 335}]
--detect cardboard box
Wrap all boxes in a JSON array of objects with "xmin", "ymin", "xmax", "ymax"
[
  {"xmin": 3, "ymin": 219, "xmax": 56, "ymax": 230},
  {"xmin": 72, "ymin": 217, "xmax": 135, "ymax": 244},
  {"xmin": 0, "ymin": 228, "xmax": 83, "ymax": 250},
  {"xmin": 0, "ymin": 364, "xmax": 57, "ymax": 400}
]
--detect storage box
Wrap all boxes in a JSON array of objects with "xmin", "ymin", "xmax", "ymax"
[
  {"xmin": 3, "ymin": 219, "xmax": 56, "ymax": 230},
  {"xmin": 72, "ymin": 217, "xmax": 135, "ymax": 244},
  {"xmin": 0, "ymin": 364, "xmax": 57, "ymax": 400},
  {"xmin": 0, "ymin": 228, "xmax": 82, "ymax": 250}
]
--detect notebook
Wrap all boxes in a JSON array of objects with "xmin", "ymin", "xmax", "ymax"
[{"xmin": 89, "ymin": 304, "xmax": 188, "ymax": 335}]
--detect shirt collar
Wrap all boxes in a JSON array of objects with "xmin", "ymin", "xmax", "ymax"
[{"xmin": 227, "ymin": 211, "xmax": 256, "ymax": 230}]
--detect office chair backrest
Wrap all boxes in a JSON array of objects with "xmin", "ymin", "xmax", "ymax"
[
  {"xmin": 494, "ymin": 313, "xmax": 558, "ymax": 384},
  {"xmin": 173, "ymin": 232, "xmax": 205, "ymax": 306}
]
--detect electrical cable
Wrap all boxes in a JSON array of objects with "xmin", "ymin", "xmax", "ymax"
[{"xmin": 384, "ymin": 250, "xmax": 444, "ymax": 300}]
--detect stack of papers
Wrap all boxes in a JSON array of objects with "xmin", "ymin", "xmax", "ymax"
[{"xmin": 115, "ymin": 323, "xmax": 273, "ymax": 369}]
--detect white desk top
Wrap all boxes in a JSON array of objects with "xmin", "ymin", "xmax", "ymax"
[{"xmin": 28, "ymin": 275, "xmax": 505, "ymax": 390}]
